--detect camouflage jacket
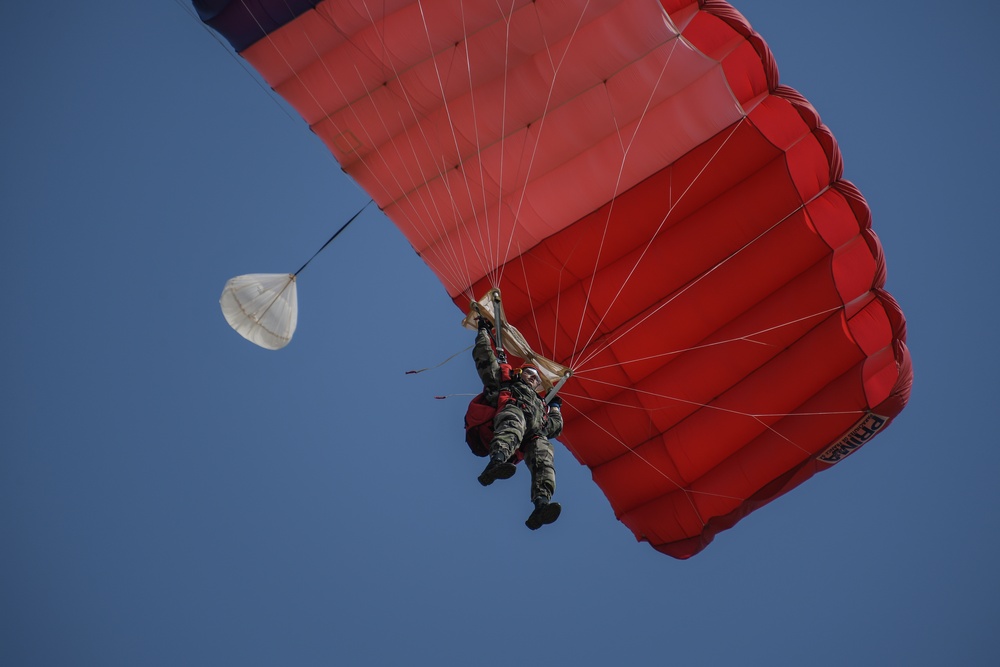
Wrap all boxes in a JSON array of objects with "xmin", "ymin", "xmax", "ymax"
[{"xmin": 473, "ymin": 330, "xmax": 563, "ymax": 439}]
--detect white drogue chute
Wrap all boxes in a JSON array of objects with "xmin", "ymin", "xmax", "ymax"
[
  {"xmin": 216, "ymin": 201, "xmax": 370, "ymax": 350},
  {"xmin": 219, "ymin": 273, "xmax": 298, "ymax": 350}
]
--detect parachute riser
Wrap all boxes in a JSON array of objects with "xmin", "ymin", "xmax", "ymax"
[
  {"xmin": 466, "ymin": 288, "xmax": 572, "ymax": 394},
  {"xmin": 490, "ymin": 288, "xmax": 507, "ymax": 363},
  {"xmin": 545, "ymin": 371, "xmax": 572, "ymax": 405},
  {"xmin": 470, "ymin": 289, "xmax": 508, "ymax": 362}
]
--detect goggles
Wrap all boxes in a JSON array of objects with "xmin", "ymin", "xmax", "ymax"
[{"xmin": 520, "ymin": 367, "xmax": 541, "ymax": 388}]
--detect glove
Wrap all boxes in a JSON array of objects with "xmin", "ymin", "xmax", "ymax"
[
  {"xmin": 548, "ymin": 395, "xmax": 562, "ymax": 410},
  {"xmin": 477, "ymin": 316, "xmax": 493, "ymax": 332}
]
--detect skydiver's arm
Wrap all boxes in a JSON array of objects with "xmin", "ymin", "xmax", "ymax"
[
  {"xmin": 545, "ymin": 406, "xmax": 564, "ymax": 438},
  {"xmin": 544, "ymin": 396, "xmax": 564, "ymax": 438},
  {"xmin": 472, "ymin": 329, "xmax": 501, "ymax": 395}
]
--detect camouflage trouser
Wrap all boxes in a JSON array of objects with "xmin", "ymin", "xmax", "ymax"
[
  {"xmin": 491, "ymin": 403, "xmax": 556, "ymax": 502},
  {"xmin": 523, "ymin": 436, "xmax": 556, "ymax": 502}
]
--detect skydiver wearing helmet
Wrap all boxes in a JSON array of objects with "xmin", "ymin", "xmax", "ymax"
[{"xmin": 472, "ymin": 317, "xmax": 564, "ymax": 530}]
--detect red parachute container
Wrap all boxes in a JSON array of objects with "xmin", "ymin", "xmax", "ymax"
[{"xmin": 196, "ymin": 0, "xmax": 912, "ymax": 558}]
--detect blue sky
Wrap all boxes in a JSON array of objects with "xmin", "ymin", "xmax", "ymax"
[{"xmin": 2, "ymin": 1, "xmax": 998, "ymax": 665}]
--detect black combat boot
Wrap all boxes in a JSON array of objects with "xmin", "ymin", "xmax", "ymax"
[
  {"xmin": 525, "ymin": 496, "xmax": 561, "ymax": 530},
  {"xmin": 478, "ymin": 455, "xmax": 517, "ymax": 486}
]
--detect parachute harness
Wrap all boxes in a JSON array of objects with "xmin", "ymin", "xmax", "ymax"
[{"xmin": 472, "ymin": 289, "xmax": 572, "ymax": 406}]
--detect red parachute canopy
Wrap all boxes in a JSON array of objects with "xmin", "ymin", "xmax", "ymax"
[{"xmin": 196, "ymin": 0, "xmax": 912, "ymax": 558}]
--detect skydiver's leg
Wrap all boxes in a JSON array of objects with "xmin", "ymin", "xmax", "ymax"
[
  {"xmin": 523, "ymin": 436, "xmax": 556, "ymax": 502},
  {"xmin": 524, "ymin": 436, "xmax": 560, "ymax": 530},
  {"xmin": 490, "ymin": 404, "xmax": 526, "ymax": 460},
  {"xmin": 477, "ymin": 404, "xmax": 524, "ymax": 486}
]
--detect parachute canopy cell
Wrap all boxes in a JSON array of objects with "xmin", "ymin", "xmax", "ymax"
[{"xmin": 197, "ymin": 0, "xmax": 912, "ymax": 558}]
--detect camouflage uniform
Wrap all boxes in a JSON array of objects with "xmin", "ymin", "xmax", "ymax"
[{"xmin": 473, "ymin": 330, "xmax": 563, "ymax": 502}]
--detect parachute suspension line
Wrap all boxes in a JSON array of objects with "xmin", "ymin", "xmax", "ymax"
[
  {"xmin": 457, "ymin": 1, "xmax": 498, "ymax": 297},
  {"xmin": 515, "ymin": 240, "xmax": 562, "ymax": 362},
  {"xmin": 576, "ymin": 375, "xmax": 870, "ymax": 427},
  {"xmin": 495, "ymin": 0, "xmax": 593, "ymax": 291},
  {"xmin": 486, "ymin": 0, "xmax": 597, "ymax": 361},
  {"xmin": 488, "ymin": 0, "xmax": 560, "ymax": 290},
  {"xmin": 572, "ymin": 116, "xmax": 749, "ymax": 369},
  {"xmin": 348, "ymin": 0, "xmax": 502, "ymax": 300},
  {"xmin": 351, "ymin": 2, "xmax": 471, "ymax": 281},
  {"xmin": 570, "ymin": 117, "xmax": 751, "ymax": 372},
  {"xmin": 565, "ymin": 376, "xmax": 851, "ymax": 459},
  {"xmin": 354, "ymin": 5, "xmax": 487, "ymax": 297},
  {"xmin": 385, "ymin": 108, "xmax": 478, "ymax": 297},
  {"xmin": 571, "ymin": 36, "xmax": 684, "ymax": 362},
  {"xmin": 276, "ymin": 5, "xmax": 478, "ymax": 294},
  {"xmin": 575, "ymin": 369, "xmax": 869, "ymax": 457},
  {"xmin": 234, "ymin": 0, "xmax": 447, "ymax": 286},
  {"xmin": 565, "ymin": 395, "xmax": 745, "ymax": 514},
  {"xmin": 464, "ymin": 0, "xmax": 526, "ymax": 292},
  {"xmin": 409, "ymin": 0, "xmax": 499, "ymax": 292},
  {"xmin": 502, "ymin": 0, "xmax": 576, "ymax": 353},
  {"xmin": 417, "ymin": 0, "xmax": 537, "ymax": 298},
  {"xmin": 293, "ymin": 200, "xmax": 372, "ymax": 277},
  {"xmin": 369, "ymin": 0, "xmax": 547, "ymax": 299},
  {"xmin": 571, "ymin": 177, "xmax": 835, "ymax": 375},
  {"xmin": 353, "ymin": 0, "xmax": 518, "ymax": 299},
  {"xmin": 255, "ymin": 0, "xmax": 481, "ymax": 300},
  {"xmin": 566, "ymin": 403, "xmax": 708, "ymax": 523},
  {"xmin": 391, "ymin": 1, "xmax": 496, "ymax": 301},
  {"xmin": 579, "ymin": 305, "xmax": 845, "ymax": 374},
  {"xmin": 488, "ymin": 1, "xmax": 514, "ymax": 288}
]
